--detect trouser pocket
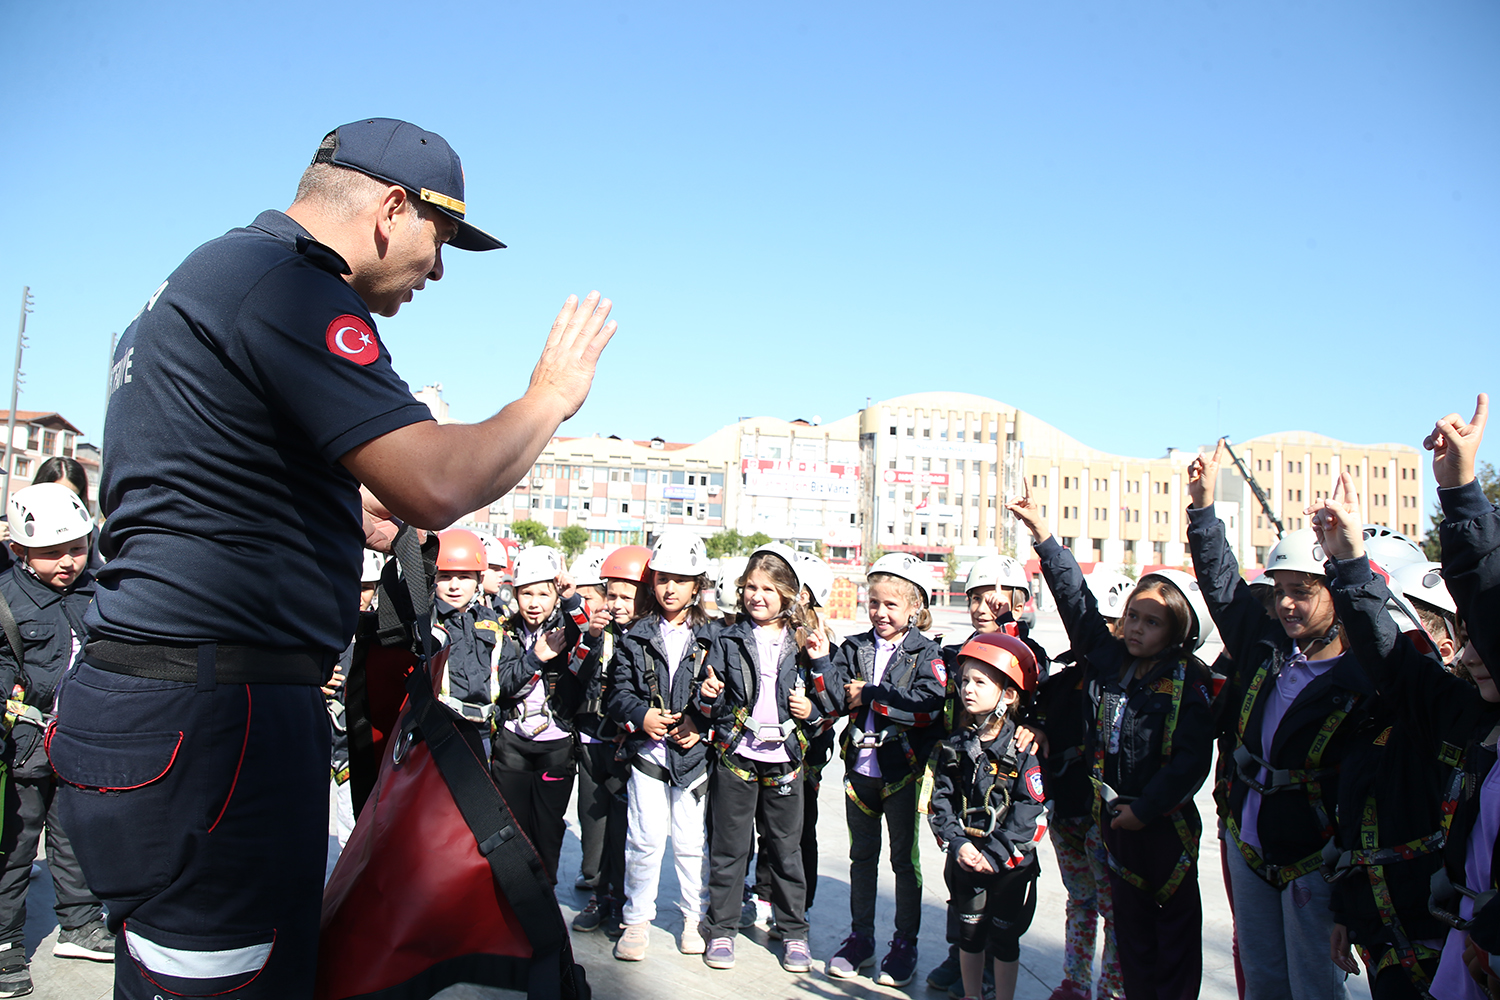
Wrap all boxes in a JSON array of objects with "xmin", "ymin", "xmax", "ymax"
[
  {"xmin": 49, "ymin": 664, "xmax": 235, "ymax": 903},
  {"xmin": 122, "ymin": 918, "xmax": 275, "ymax": 998}
]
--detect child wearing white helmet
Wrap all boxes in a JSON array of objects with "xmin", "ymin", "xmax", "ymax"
[
  {"xmin": 696, "ymin": 542, "xmax": 822, "ymax": 974},
  {"xmin": 809, "ymin": 551, "xmax": 946, "ymax": 987},
  {"xmin": 1187, "ymin": 442, "xmax": 1376, "ymax": 1000},
  {"xmin": 605, "ymin": 528, "xmax": 719, "ymax": 961},
  {"xmin": 324, "ymin": 548, "xmax": 386, "ymax": 862},
  {"xmin": 0, "ymin": 483, "xmax": 113, "ymax": 991},
  {"xmin": 490, "ymin": 544, "xmax": 596, "ymax": 883},
  {"xmin": 1011, "ymin": 482, "xmax": 1215, "ymax": 1000}
]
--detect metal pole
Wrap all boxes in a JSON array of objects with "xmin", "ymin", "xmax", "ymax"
[{"xmin": 2, "ymin": 287, "xmax": 32, "ymax": 509}]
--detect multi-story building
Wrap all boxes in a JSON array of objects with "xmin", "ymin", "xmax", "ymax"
[
  {"xmin": 437, "ymin": 384, "xmax": 1423, "ymax": 579},
  {"xmin": 856, "ymin": 391, "xmax": 1423, "ymax": 587},
  {"xmin": 0, "ymin": 411, "xmax": 100, "ymax": 513}
]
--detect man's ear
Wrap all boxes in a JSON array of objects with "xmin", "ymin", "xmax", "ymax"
[{"xmin": 372, "ymin": 185, "xmax": 410, "ymax": 255}]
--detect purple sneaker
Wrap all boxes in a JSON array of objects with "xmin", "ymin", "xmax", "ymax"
[
  {"xmin": 704, "ymin": 937, "xmax": 736, "ymax": 970},
  {"xmin": 877, "ymin": 934, "xmax": 919, "ymax": 987},
  {"xmin": 782, "ymin": 939, "xmax": 812, "ymax": 973},
  {"xmin": 827, "ymin": 932, "xmax": 875, "ymax": 979}
]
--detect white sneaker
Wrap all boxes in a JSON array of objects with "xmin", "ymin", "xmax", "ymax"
[
  {"xmin": 614, "ymin": 923, "xmax": 649, "ymax": 961},
  {"xmin": 678, "ymin": 922, "xmax": 706, "ymax": 955}
]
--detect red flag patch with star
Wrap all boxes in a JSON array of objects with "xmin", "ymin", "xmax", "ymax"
[{"xmin": 326, "ymin": 315, "xmax": 380, "ymax": 366}]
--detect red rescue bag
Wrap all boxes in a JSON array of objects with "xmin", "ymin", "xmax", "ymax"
[{"xmin": 317, "ymin": 528, "xmax": 588, "ymax": 999}]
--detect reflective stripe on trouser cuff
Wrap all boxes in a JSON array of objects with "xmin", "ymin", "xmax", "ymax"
[{"xmin": 126, "ymin": 927, "xmax": 273, "ymax": 979}]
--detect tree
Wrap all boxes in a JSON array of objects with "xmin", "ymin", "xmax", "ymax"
[
  {"xmin": 705, "ymin": 529, "xmax": 744, "ymax": 560},
  {"xmin": 866, "ymin": 544, "xmax": 886, "ymax": 565},
  {"xmin": 1423, "ymin": 461, "xmax": 1500, "ymax": 560},
  {"xmin": 558, "ymin": 524, "xmax": 590, "ymax": 560},
  {"xmin": 511, "ymin": 519, "xmax": 554, "ymax": 548},
  {"xmin": 814, "ymin": 540, "xmax": 826, "ymax": 559},
  {"xmin": 744, "ymin": 532, "xmax": 773, "ymax": 550},
  {"xmin": 943, "ymin": 552, "xmax": 960, "ymax": 605}
]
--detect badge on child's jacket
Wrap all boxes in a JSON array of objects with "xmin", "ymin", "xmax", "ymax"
[{"xmin": 1024, "ymin": 765, "xmax": 1046, "ymax": 803}]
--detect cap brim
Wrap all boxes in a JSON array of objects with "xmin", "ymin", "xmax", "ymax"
[{"xmin": 450, "ymin": 217, "xmax": 506, "ymax": 251}]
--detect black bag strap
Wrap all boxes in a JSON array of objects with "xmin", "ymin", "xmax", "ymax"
[{"xmin": 0, "ymin": 590, "xmax": 24, "ymax": 672}]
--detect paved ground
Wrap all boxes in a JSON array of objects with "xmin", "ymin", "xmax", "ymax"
[{"xmin": 21, "ymin": 607, "xmax": 1376, "ymax": 1000}]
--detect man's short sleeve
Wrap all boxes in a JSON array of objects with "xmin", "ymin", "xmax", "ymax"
[{"xmin": 237, "ymin": 260, "xmax": 433, "ymax": 461}]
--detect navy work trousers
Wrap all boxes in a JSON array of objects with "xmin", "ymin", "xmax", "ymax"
[{"xmin": 52, "ymin": 661, "xmax": 329, "ymax": 999}]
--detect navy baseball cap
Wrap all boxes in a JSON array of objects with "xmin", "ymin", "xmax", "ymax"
[{"xmin": 314, "ymin": 118, "xmax": 505, "ymax": 251}]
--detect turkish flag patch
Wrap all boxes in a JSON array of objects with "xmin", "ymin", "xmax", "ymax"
[
  {"xmin": 931, "ymin": 658, "xmax": 947, "ymax": 687},
  {"xmin": 1024, "ymin": 765, "xmax": 1046, "ymax": 803},
  {"xmin": 326, "ymin": 314, "xmax": 380, "ymax": 366}
]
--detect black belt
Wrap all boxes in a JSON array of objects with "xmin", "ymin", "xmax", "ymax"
[{"xmin": 85, "ymin": 640, "xmax": 330, "ymax": 686}]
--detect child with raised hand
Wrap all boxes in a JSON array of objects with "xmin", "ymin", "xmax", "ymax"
[
  {"xmin": 491, "ymin": 545, "xmax": 591, "ymax": 884},
  {"xmin": 605, "ymin": 528, "xmax": 719, "ymax": 962},
  {"xmin": 1426, "ymin": 394, "xmax": 1500, "ymax": 673},
  {"xmin": 1186, "ymin": 440, "xmax": 1372, "ymax": 1000},
  {"xmin": 928, "ymin": 633, "xmax": 1049, "ymax": 1000},
  {"xmin": 1009, "ymin": 482, "xmax": 1214, "ymax": 1000},
  {"xmin": 1307, "ymin": 460, "xmax": 1500, "ymax": 1000},
  {"xmin": 697, "ymin": 543, "xmax": 821, "ymax": 974},
  {"xmin": 809, "ymin": 552, "xmax": 946, "ymax": 987}
]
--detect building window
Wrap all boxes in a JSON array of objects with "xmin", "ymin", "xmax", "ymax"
[
  {"xmin": 889, "ymin": 426, "xmax": 897, "ymax": 436},
  {"xmin": 41, "ymin": 430, "xmax": 55, "ymax": 454},
  {"xmin": 25, "ymin": 428, "xmax": 38, "ymax": 451}
]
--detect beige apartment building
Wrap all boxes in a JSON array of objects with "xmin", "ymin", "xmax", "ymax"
[{"xmin": 441, "ymin": 386, "xmax": 1424, "ymax": 588}]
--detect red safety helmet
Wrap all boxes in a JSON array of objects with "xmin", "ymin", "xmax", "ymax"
[
  {"xmin": 600, "ymin": 545, "xmax": 652, "ymax": 584},
  {"xmin": 436, "ymin": 529, "xmax": 486, "ymax": 573},
  {"xmin": 957, "ymin": 633, "xmax": 1038, "ymax": 694}
]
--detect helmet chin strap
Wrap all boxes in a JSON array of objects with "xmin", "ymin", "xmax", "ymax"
[{"xmin": 1302, "ymin": 620, "xmax": 1342, "ymax": 657}]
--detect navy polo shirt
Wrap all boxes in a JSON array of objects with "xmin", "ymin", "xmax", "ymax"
[{"xmin": 87, "ymin": 211, "xmax": 434, "ymax": 654}]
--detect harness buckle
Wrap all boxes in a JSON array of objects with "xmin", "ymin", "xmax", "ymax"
[{"xmin": 1429, "ymin": 868, "xmax": 1499, "ymax": 931}]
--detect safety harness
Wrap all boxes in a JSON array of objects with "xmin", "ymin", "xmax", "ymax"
[
  {"xmin": 628, "ymin": 634, "xmax": 711, "ymax": 799},
  {"xmin": 1091, "ymin": 660, "xmax": 1200, "ymax": 904},
  {"xmin": 841, "ymin": 643, "xmax": 937, "ymax": 817},
  {"xmin": 1225, "ymin": 648, "xmax": 1356, "ymax": 888},
  {"xmin": 711, "ymin": 630, "xmax": 810, "ymax": 795}
]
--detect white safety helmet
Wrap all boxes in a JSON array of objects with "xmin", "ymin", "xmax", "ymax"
[
  {"xmin": 868, "ymin": 551, "xmax": 932, "ymax": 607},
  {"xmin": 1388, "ymin": 561, "xmax": 1456, "ymax": 617},
  {"xmin": 1362, "ymin": 526, "xmax": 1426, "ymax": 573},
  {"xmin": 361, "ymin": 549, "xmax": 385, "ymax": 584},
  {"xmin": 715, "ymin": 555, "xmax": 749, "ymax": 610},
  {"xmin": 649, "ymin": 528, "xmax": 708, "ymax": 577},
  {"xmin": 1264, "ymin": 528, "xmax": 1329, "ymax": 579},
  {"xmin": 965, "ymin": 555, "xmax": 1031, "ymax": 596},
  {"xmin": 482, "ymin": 535, "xmax": 510, "ymax": 569},
  {"xmin": 7, "ymin": 483, "xmax": 92, "ymax": 548},
  {"xmin": 1136, "ymin": 568, "xmax": 1218, "ymax": 652},
  {"xmin": 513, "ymin": 546, "xmax": 564, "ymax": 589},
  {"xmin": 1085, "ymin": 569, "xmax": 1136, "ymax": 620},
  {"xmin": 746, "ymin": 542, "xmax": 803, "ymax": 592},
  {"xmin": 793, "ymin": 551, "xmax": 835, "ymax": 608},
  {"xmin": 569, "ymin": 548, "xmax": 608, "ymax": 589}
]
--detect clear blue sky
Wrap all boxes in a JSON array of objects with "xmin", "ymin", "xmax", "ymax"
[{"xmin": 2, "ymin": 1, "xmax": 1497, "ymax": 494}]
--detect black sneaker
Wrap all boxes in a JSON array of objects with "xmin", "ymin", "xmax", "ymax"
[
  {"xmin": 0, "ymin": 944, "xmax": 30, "ymax": 998},
  {"xmin": 573, "ymin": 894, "xmax": 607, "ymax": 933},
  {"xmin": 601, "ymin": 898, "xmax": 625, "ymax": 940},
  {"xmin": 53, "ymin": 920, "xmax": 115, "ymax": 962}
]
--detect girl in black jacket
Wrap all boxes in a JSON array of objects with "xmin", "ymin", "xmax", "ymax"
[{"xmin": 1010, "ymin": 483, "xmax": 1214, "ymax": 1000}]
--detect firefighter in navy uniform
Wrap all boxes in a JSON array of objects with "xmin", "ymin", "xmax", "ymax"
[
  {"xmin": 0, "ymin": 485, "xmax": 113, "ymax": 999},
  {"xmin": 49, "ymin": 118, "xmax": 615, "ymax": 1000}
]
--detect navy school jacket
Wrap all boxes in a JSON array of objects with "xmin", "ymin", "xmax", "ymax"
[
  {"xmin": 808, "ymin": 626, "xmax": 946, "ymax": 782},
  {"xmin": 1035, "ymin": 536, "xmax": 1213, "ymax": 826},
  {"xmin": 926, "ymin": 716, "xmax": 1049, "ymax": 873},
  {"xmin": 1439, "ymin": 480, "xmax": 1500, "ymax": 682},
  {"xmin": 695, "ymin": 618, "xmax": 826, "ymax": 767},
  {"xmin": 1328, "ymin": 553, "xmax": 1500, "ymax": 949},
  {"xmin": 492, "ymin": 593, "xmax": 591, "ymax": 733},
  {"xmin": 604, "ymin": 614, "xmax": 720, "ymax": 786},
  {"xmin": 435, "ymin": 598, "xmax": 501, "ymax": 707},
  {"xmin": 1187, "ymin": 503, "xmax": 1374, "ymax": 876}
]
